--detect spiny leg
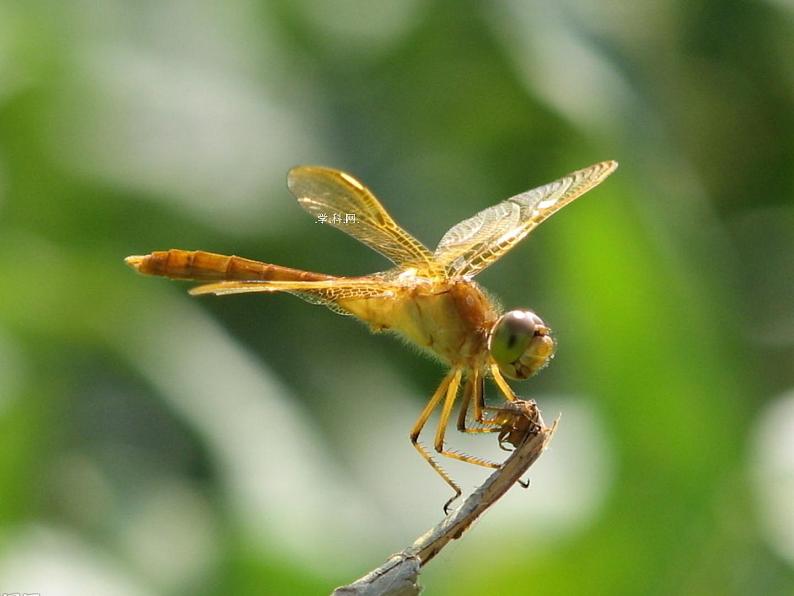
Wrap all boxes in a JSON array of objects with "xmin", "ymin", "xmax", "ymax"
[
  {"xmin": 434, "ymin": 369, "xmax": 504, "ymax": 513},
  {"xmin": 452, "ymin": 373, "xmax": 533, "ymax": 488},
  {"xmin": 454, "ymin": 369, "xmax": 530, "ymax": 483},
  {"xmin": 456, "ymin": 369, "xmax": 501, "ymax": 435},
  {"xmin": 436, "ymin": 373, "xmax": 501, "ymax": 464},
  {"xmin": 411, "ymin": 367, "xmax": 530, "ymax": 512},
  {"xmin": 457, "ymin": 367, "xmax": 521, "ymax": 437},
  {"xmin": 410, "ymin": 370, "xmax": 461, "ymax": 509}
]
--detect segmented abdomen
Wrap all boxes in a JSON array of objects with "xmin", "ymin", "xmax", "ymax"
[{"xmin": 126, "ymin": 249, "xmax": 334, "ymax": 282}]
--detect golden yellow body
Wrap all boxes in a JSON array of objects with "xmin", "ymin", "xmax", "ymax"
[
  {"xmin": 341, "ymin": 278, "xmax": 497, "ymax": 368},
  {"xmin": 126, "ymin": 161, "xmax": 617, "ymax": 511}
]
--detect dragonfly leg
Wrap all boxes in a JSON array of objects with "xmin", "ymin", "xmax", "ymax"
[
  {"xmin": 456, "ymin": 369, "xmax": 501, "ymax": 434},
  {"xmin": 410, "ymin": 370, "xmax": 462, "ymax": 512},
  {"xmin": 490, "ymin": 363, "xmax": 519, "ymax": 402},
  {"xmin": 433, "ymin": 370, "xmax": 504, "ymax": 513},
  {"xmin": 412, "ymin": 368, "xmax": 530, "ymax": 513},
  {"xmin": 488, "ymin": 364, "xmax": 543, "ymax": 458}
]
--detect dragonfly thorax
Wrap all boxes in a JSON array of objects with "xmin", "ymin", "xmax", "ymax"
[{"xmin": 488, "ymin": 310, "xmax": 555, "ymax": 380}]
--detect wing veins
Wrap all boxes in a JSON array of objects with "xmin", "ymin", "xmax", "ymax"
[
  {"xmin": 288, "ymin": 166, "xmax": 439, "ymax": 274},
  {"xmin": 434, "ymin": 161, "xmax": 618, "ymax": 278}
]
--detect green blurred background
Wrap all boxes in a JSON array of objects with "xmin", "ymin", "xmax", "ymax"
[{"xmin": 1, "ymin": 1, "xmax": 793, "ymax": 594}]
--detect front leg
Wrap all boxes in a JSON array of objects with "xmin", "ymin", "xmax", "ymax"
[
  {"xmin": 490, "ymin": 362, "xmax": 519, "ymax": 402},
  {"xmin": 489, "ymin": 363, "xmax": 542, "ymax": 451}
]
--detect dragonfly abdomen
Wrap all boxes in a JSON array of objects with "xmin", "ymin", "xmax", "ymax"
[{"xmin": 125, "ymin": 249, "xmax": 334, "ymax": 282}]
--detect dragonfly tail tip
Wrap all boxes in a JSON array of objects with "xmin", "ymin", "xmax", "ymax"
[{"xmin": 124, "ymin": 255, "xmax": 145, "ymax": 271}]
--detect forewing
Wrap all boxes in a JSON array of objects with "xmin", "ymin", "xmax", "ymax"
[
  {"xmin": 434, "ymin": 161, "xmax": 618, "ymax": 278},
  {"xmin": 288, "ymin": 166, "xmax": 439, "ymax": 274}
]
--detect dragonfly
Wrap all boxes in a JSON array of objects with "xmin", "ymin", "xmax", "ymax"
[{"xmin": 126, "ymin": 160, "xmax": 618, "ymax": 511}]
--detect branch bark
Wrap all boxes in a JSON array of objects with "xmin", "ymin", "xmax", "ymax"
[{"xmin": 333, "ymin": 400, "xmax": 557, "ymax": 596}]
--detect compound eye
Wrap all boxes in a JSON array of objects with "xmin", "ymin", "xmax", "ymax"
[
  {"xmin": 489, "ymin": 310, "xmax": 554, "ymax": 380},
  {"xmin": 490, "ymin": 311, "xmax": 539, "ymax": 361}
]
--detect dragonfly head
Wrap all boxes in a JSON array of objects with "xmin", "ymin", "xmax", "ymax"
[{"xmin": 488, "ymin": 310, "xmax": 555, "ymax": 380}]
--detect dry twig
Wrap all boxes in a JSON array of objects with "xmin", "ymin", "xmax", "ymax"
[{"xmin": 333, "ymin": 400, "xmax": 557, "ymax": 596}]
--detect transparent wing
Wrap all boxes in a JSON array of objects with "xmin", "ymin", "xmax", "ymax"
[
  {"xmin": 288, "ymin": 166, "xmax": 440, "ymax": 274},
  {"xmin": 434, "ymin": 161, "xmax": 618, "ymax": 278},
  {"xmin": 188, "ymin": 276, "xmax": 400, "ymax": 316},
  {"xmin": 189, "ymin": 277, "xmax": 394, "ymax": 299}
]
